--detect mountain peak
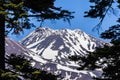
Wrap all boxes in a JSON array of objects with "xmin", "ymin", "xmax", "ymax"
[
  {"xmin": 20, "ymin": 27, "xmax": 106, "ymax": 63},
  {"xmin": 6, "ymin": 27, "xmax": 106, "ymax": 80}
]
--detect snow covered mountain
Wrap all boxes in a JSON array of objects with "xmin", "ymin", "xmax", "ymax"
[
  {"xmin": 5, "ymin": 37, "xmax": 38, "ymax": 61},
  {"xmin": 5, "ymin": 37, "xmax": 31, "ymax": 56},
  {"xmin": 19, "ymin": 27, "xmax": 105, "ymax": 80},
  {"xmin": 5, "ymin": 27, "xmax": 106, "ymax": 80},
  {"xmin": 20, "ymin": 28, "xmax": 106, "ymax": 63}
]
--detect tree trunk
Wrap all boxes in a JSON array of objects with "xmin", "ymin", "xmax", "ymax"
[{"xmin": 0, "ymin": 15, "xmax": 5, "ymax": 70}]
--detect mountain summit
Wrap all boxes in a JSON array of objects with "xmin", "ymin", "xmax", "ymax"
[
  {"xmin": 20, "ymin": 27, "xmax": 105, "ymax": 62},
  {"xmin": 18, "ymin": 27, "xmax": 105, "ymax": 80}
]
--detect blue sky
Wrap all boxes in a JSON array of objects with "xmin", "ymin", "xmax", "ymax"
[{"xmin": 8, "ymin": 0, "xmax": 119, "ymax": 41}]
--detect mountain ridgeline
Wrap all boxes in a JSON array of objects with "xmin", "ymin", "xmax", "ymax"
[
  {"xmin": 20, "ymin": 28, "xmax": 106, "ymax": 59},
  {"xmin": 6, "ymin": 28, "xmax": 107, "ymax": 80}
]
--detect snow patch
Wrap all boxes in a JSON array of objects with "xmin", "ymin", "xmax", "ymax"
[{"xmin": 41, "ymin": 40, "xmax": 58, "ymax": 61}]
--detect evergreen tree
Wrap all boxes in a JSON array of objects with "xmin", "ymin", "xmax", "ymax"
[
  {"xmin": 71, "ymin": 26, "xmax": 120, "ymax": 80},
  {"xmin": 0, "ymin": 54, "xmax": 61, "ymax": 80},
  {"xmin": 0, "ymin": 0, "xmax": 74, "ymax": 69},
  {"xmin": 69, "ymin": 0, "xmax": 120, "ymax": 80},
  {"xmin": 84, "ymin": 0, "xmax": 120, "ymax": 31}
]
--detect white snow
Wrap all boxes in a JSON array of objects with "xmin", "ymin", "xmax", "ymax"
[
  {"xmin": 41, "ymin": 40, "xmax": 58, "ymax": 61},
  {"xmin": 6, "ymin": 43, "xmax": 8, "ymax": 46},
  {"xmin": 27, "ymin": 53, "xmax": 47, "ymax": 64},
  {"xmin": 17, "ymin": 28, "xmax": 105, "ymax": 80},
  {"xmin": 27, "ymin": 38, "xmax": 45, "ymax": 48},
  {"xmin": 29, "ymin": 48, "xmax": 37, "ymax": 53},
  {"xmin": 59, "ymin": 45, "xmax": 64, "ymax": 50},
  {"xmin": 89, "ymin": 72, "xmax": 97, "ymax": 77},
  {"xmin": 57, "ymin": 63, "xmax": 88, "ymax": 74}
]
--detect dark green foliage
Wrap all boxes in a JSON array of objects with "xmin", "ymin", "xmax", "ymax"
[
  {"xmin": 84, "ymin": 0, "xmax": 113, "ymax": 18},
  {"xmin": 101, "ymin": 25, "xmax": 120, "ymax": 41},
  {"xmin": 87, "ymin": 0, "xmax": 119, "ymax": 20},
  {"xmin": 69, "ymin": 0, "xmax": 120, "ymax": 80},
  {"xmin": 70, "ymin": 38, "xmax": 120, "ymax": 80},
  {"xmin": 84, "ymin": 0, "xmax": 119, "ymax": 31},
  {"xmin": 0, "ymin": 0, "xmax": 5, "ymax": 70},
  {"xmin": 0, "ymin": 54, "xmax": 60, "ymax": 80},
  {"xmin": 0, "ymin": 0, "xmax": 74, "ymax": 69},
  {"xmin": 2, "ymin": 0, "xmax": 74, "ymax": 35}
]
